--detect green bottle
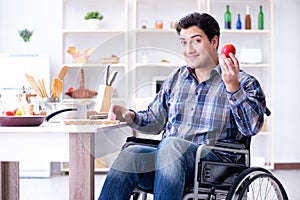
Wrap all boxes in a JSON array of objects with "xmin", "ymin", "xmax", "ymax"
[
  {"xmin": 224, "ymin": 5, "xmax": 231, "ymax": 29},
  {"xmin": 258, "ymin": 5, "xmax": 264, "ymax": 30}
]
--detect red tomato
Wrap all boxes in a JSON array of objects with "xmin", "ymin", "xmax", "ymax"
[
  {"xmin": 221, "ymin": 43, "xmax": 236, "ymax": 58},
  {"xmin": 68, "ymin": 87, "xmax": 74, "ymax": 92},
  {"xmin": 5, "ymin": 111, "xmax": 15, "ymax": 116}
]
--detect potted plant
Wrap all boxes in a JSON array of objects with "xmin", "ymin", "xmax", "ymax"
[
  {"xmin": 18, "ymin": 28, "xmax": 34, "ymax": 53},
  {"xmin": 18, "ymin": 28, "xmax": 34, "ymax": 42},
  {"xmin": 84, "ymin": 11, "xmax": 103, "ymax": 29}
]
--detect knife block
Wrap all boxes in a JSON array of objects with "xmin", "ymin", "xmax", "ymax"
[{"xmin": 95, "ymin": 85, "xmax": 114, "ymax": 113}]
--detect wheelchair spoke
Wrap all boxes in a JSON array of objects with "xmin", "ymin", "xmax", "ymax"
[{"xmin": 242, "ymin": 174, "xmax": 287, "ymax": 200}]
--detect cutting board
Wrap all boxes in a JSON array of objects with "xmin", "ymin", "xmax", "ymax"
[{"xmin": 63, "ymin": 119, "xmax": 119, "ymax": 125}]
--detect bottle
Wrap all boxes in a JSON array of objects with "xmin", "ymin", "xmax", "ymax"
[
  {"xmin": 245, "ymin": 5, "xmax": 251, "ymax": 30},
  {"xmin": 236, "ymin": 13, "xmax": 242, "ymax": 29},
  {"xmin": 258, "ymin": 5, "xmax": 264, "ymax": 30},
  {"xmin": 224, "ymin": 5, "xmax": 231, "ymax": 29}
]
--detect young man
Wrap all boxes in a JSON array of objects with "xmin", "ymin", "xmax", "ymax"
[{"xmin": 98, "ymin": 12, "xmax": 266, "ymax": 200}]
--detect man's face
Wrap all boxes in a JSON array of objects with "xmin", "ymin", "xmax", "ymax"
[{"xmin": 179, "ymin": 26, "xmax": 217, "ymax": 69}]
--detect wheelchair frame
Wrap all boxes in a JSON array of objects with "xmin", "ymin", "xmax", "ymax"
[{"xmin": 125, "ymin": 136, "xmax": 288, "ymax": 200}]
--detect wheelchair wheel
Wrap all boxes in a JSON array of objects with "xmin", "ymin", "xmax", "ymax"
[{"xmin": 226, "ymin": 167, "xmax": 288, "ymax": 200}]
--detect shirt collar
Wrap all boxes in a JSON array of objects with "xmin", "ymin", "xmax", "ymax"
[{"xmin": 185, "ymin": 64, "xmax": 221, "ymax": 80}]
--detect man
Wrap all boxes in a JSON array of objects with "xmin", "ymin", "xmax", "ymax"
[{"xmin": 98, "ymin": 12, "xmax": 266, "ymax": 200}]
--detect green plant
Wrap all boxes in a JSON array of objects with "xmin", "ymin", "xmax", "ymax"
[
  {"xmin": 84, "ymin": 11, "xmax": 103, "ymax": 21},
  {"xmin": 18, "ymin": 28, "xmax": 34, "ymax": 42}
]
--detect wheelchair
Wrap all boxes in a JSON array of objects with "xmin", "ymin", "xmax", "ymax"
[{"xmin": 123, "ymin": 110, "xmax": 288, "ymax": 200}]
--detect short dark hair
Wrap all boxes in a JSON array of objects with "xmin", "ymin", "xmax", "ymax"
[{"xmin": 176, "ymin": 12, "xmax": 220, "ymax": 46}]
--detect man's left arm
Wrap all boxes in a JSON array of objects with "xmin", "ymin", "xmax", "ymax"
[{"xmin": 219, "ymin": 53, "xmax": 266, "ymax": 136}]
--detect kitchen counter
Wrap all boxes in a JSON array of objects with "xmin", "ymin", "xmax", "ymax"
[{"xmin": 0, "ymin": 121, "xmax": 129, "ymax": 200}]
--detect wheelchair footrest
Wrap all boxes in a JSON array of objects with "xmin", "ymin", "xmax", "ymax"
[{"xmin": 199, "ymin": 161, "xmax": 247, "ymax": 189}]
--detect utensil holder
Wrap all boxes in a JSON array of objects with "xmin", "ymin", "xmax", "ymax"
[{"xmin": 95, "ymin": 85, "xmax": 114, "ymax": 113}]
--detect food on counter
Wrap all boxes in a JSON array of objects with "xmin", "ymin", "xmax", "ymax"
[
  {"xmin": 15, "ymin": 109, "xmax": 22, "ymax": 116},
  {"xmin": 3, "ymin": 109, "xmax": 41, "ymax": 116},
  {"xmin": 5, "ymin": 111, "xmax": 15, "ymax": 116},
  {"xmin": 68, "ymin": 87, "xmax": 74, "ymax": 92}
]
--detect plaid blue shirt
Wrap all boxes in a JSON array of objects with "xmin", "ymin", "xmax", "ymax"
[{"xmin": 132, "ymin": 65, "xmax": 266, "ymax": 145}]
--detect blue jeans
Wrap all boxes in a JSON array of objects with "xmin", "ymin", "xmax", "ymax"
[{"xmin": 98, "ymin": 137, "xmax": 222, "ymax": 200}]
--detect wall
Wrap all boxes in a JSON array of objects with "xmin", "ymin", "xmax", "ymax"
[
  {"xmin": 0, "ymin": 0, "xmax": 299, "ymax": 164},
  {"xmin": 273, "ymin": 0, "xmax": 300, "ymax": 163},
  {"xmin": 0, "ymin": 0, "xmax": 61, "ymax": 77}
]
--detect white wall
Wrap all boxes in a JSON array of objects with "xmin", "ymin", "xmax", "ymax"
[
  {"xmin": 0, "ymin": 0, "xmax": 299, "ymax": 164},
  {"xmin": 273, "ymin": 0, "xmax": 300, "ymax": 162},
  {"xmin": 0, "ymin": 0, "xmax": 61, "ymax": 77}
]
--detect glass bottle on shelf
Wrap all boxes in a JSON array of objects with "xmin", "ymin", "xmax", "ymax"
[
  {"xmin": 236, "ymin": 13, "xmax": 242, "ymax": 30},
  {"xmin": 245, "ymin": 5, "xmax": 251, "ymax": 30},
  {"xmin": 258, "ymin": 5, "xmax": 264, "ymax": 30},
  {"xmin": 224, "ymin": 5, "xmax": 231, "ymax": 29}
]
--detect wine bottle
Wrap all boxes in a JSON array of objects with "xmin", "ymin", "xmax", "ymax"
[
  {"xmin": 258, "ymin": 5, "xmax": 264, "ymax": 30},
  {"xmin": 224, "ymin": 5, "xmax": 231, "ymax": 29},
  {"xmin": 236, "ymin": 13, "xmax": 242, "ymax": 29},
  {"xmin": 245, "ymin": 5, "xmax": 251, "ymax": 30}
]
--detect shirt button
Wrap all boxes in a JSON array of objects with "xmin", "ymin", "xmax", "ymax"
[
  {"xmin": 195, "ymin": 92, "xmax": 199, "ymax": 95},
  {"xmin": 191, "ymin": 108, "xmax": 194, "ymax": 111}
]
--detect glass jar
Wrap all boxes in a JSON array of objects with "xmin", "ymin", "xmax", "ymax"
[{"xmin": 155, "ymin": 20, "xmax": 163, "ymax": 29}]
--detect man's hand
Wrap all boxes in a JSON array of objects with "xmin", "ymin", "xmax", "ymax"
[
  {"xmin": 108, "ymin": 105, "xmax": 135, "ymax": 124},
  {"xmin": 219, "ymin": 53, "xmax": 240, "ymax": 93}
]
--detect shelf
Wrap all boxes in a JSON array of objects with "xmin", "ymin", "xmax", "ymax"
[
  {"xmin": 136, "ymin": 63, "xmax": 270, "ymax": 69},
  {"xmin": 136, "ymin": 28, "xmax": 177, "ymax": 33},
  {"xmin": 221, "ymin": 29, "xmax": 271, "ymax": 34},
  {"xmin": 63, "ymin": 29, "xmax": 127, "ymax": 34},
  {"xmin": 136, "ymin": 62, "xmax": 182, "ymax": 68},
  {"xmin": 62, "ymin": 63, "xmax": 126, "ymax": 68},
  {"xmin": 209, "ymin": 0, "xmax": 268, "ymax": 3},
  {"xmin": 240, "ymin": 63, "xmax": 271, "ymax": 68}
]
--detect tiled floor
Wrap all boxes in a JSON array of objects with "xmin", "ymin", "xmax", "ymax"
[{"xmin": 20, "ymin": 170, "xmax": 299, "ymax": 200}]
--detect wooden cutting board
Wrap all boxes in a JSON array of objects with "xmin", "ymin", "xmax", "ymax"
[{"xmin": 63, "ymin": 119, "xmax": 119, "ymax": 125}]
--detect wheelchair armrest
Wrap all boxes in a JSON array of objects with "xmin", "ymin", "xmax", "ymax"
[
  {"xmin": 122, "ymin": 136, "xmax": 161, "ymax": 150},
  {"xmin": 205, "ymin": 139, "xmax": 246, "ymax": 150}
]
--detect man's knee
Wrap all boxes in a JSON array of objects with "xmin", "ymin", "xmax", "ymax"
[{"xmin": 158, "ymin": 137, "xmax": 192, "ymax": 153}]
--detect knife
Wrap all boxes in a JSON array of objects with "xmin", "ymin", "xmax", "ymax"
[
  {"xmin": 105, "ymin": 65, "xmax": 110, "ymax": 85},
  {"xmin": 108, "ymin": 71, "xmax": 118, "ymax": 86}
]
